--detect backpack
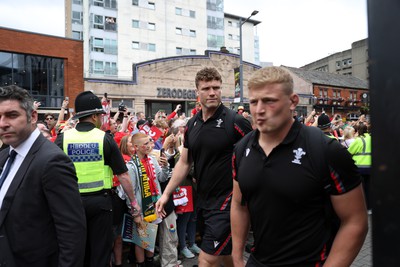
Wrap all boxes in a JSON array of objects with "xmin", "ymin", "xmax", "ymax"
[
  {"xmin": 234, "ymin": 124, "xmax": 340, "ymax": 252},
  {"xmin": 186, "ymin": 107, "xmax": 237, "ymax": 143}
]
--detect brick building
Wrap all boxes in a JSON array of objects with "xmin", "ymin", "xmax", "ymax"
[
  {"xmin": 0, "ymin": 27, "xmax": 83, "ymax": 117},
  {"xmin": 284, "ymin": 66, "xmax": 369, "ymax": 120}
]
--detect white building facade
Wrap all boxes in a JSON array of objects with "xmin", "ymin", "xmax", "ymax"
[{"xmin": 65, "ymin": 0, "xmax": 261, "ymax": 80}]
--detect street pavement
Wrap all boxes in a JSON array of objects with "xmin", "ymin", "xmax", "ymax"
[{"xmin": 122, "ymin": 215, "xmax": 372, "ymax": 266}]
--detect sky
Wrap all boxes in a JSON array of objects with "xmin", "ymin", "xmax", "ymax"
[{"xmin": 0, "ymin": 0, "xmax": 368, "ymax": 68}]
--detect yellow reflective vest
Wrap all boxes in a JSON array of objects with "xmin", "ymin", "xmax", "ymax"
[
  {"xmin": 348, "ymin": 133, "xmax": 372, "ymax": 168},
  {"xmin": 63, "ymin": 128, "xmax": 113, "ymax": 193}
]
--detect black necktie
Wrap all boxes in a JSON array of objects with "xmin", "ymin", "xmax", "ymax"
[{"xmin": 0, "ymin": 150, "xmax": 17, "ymax": 189}]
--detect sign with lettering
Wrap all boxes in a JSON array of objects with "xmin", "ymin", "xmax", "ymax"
[
  {"xmin": 156, "ymin": 87, "xmax": 197, "ymax": 99},
  {"xmin": 139, "ymin": 123, "xmax": 163, "ymax": 141}
]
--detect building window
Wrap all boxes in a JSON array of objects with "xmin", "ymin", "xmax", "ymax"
[
  {"xmin": 94, "ymin": 61, "xmax": 104, "ymax": 74},
  {"xmin": 104, "ymin": 0, "xmax": 117, "ymax": 9},
  {"xmin": 132, "ymin": 0, "xmax": 138, "ymax": 6},
  {"xmin": 0, "ymin": 52, "xmax": 65, "ymax": 108},
  {"xmin": 207, "ymin": 16, "xmax": 224, "ymax": 30},
  {"xmin": 72, "ymin": 11, "xmax": 82, "ymax": 24},
  {"xmin": 94, "ymin": 15, "xmax": 104, "ymax": 29},
  {"xmin": 148, "ymin": 22, "xmax": 156, "ymax": 30},
  {"xmin": 228, "ymin": 21, "xmax": 232, "ymax": 26},
  {"xmin": 176, "ymin": 47, "xmax": 182, "ymax": 55},
  {"xmin": 104, "ymin": 39, "xmax": 117, "ymax": 55},
  {"xmin": 175, "ymin": 27, "xmax": 182, "ymax": 35},
  {"xmin": 175, "ymin": 7, "xmax": 182, "ymax": 15},
  {"xmin": 189, "ymin": 30, "xmax": 196, "ymax": 37},
  {"xmin": 207, "ymin": 0, "xmax": 223, "ymax": 11},
  {"xmin": 72, "ymin": 31, "xmax": 82, "ymax": 40},
  {"xmin": 132, "ymin": 19, "xmax": 139, "ymax": 28},
  {"xmin": 207, "ymin": 34, "xmax": 224, "ymax": 48},
  {"xmin": 105, "ymin": 16, "xmax": 117, "ymax": 31},
  {"xmin": 94, "ymin": 0, "xmax": 103, "ymax": 7},
  {"xmin": 348, "ymin": 59, "xmax": 352, "ymax": 66},
  {"xmin": 148, "ymin": 2, "xmax": 155, "ymax": 9},
  {"xmin": 190, "ymin": 49, "xmax": 196, "ymax": 55},
  {"xmin": 93, "ymin": 37, "xmax": 104, "ymax": 52},
  {"xmin": 73, "ymin": 0, "xmax": 82, "ymax": 4},
  {"xmin": 148, "ymin": 43, "xmax": 156, "ymax": 51},
  {"xmin": 228, "ymin": 34, "xmax": 233, "ymax": 39},
  {"xmin": 190, "ymin": 10, "xmax": 196, "ymax": 18},
  {"xmin": 132, "ymin": 41, "xmax": 140, "ymax": 49},
  {"xmin": 104, "ymin": 62, "xmax": 117, "ymax": 75}
]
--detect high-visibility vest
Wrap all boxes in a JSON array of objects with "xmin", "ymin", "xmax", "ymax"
[
  {"xmin": 63, "ymin": 128, "xmax": 113, "ymax": 193},
  {"xmin": 348, "ymin": 134, "xmax": 372, "ymax": 168}
]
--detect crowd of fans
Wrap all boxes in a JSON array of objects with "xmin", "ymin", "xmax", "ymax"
[{"xmin": 26, "ymin": 95, "xmax": 371, "ymax": 266}]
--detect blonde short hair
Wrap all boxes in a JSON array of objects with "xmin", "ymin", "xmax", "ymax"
[
  {"xmin": 131, "ymin": 132, "xmax": 149, "ymax": 145},
  {"xmin": 248, "ymin": 67, "xmax": 294, "ymax": 95}
]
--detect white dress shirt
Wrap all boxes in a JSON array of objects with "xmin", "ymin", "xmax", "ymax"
[{"xmin": 0, "ymin": 128, "xmax": 41, "ymax": 208}]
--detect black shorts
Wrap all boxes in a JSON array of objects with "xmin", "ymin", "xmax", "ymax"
[{"xmin": 198, "ymin": 209, "xmax": 232, "ymax": 256}]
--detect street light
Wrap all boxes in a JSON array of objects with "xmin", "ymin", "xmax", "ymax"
[{"xmin": 239, "ymin": 10, "xmax": 258, "ymax": 105}]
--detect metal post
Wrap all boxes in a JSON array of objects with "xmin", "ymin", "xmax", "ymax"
[
  {"xmin": 239, "ymin": 10, "xmax": 258, "ymax": 106},
  {"xmin": 239, "ymin": 18, "xmax": 244, "ymax": 105}
]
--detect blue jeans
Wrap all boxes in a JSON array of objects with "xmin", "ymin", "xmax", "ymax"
[{"xmin": 177, "ymin": 212, "xmax": 197, "ymax": 249}]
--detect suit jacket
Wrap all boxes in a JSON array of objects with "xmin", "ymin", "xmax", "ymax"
[{"xmin": 0, "ymin": 134, "xmax": 86, "ymax": 267}]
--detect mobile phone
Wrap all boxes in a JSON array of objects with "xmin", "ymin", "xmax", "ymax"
[
  {"xmin": 65, "ymin": 97, "xmax": 69, "ymax": 101},
  {"xmin": 160, "ymin": 148, "xmax": 165, "ymax": 157}
]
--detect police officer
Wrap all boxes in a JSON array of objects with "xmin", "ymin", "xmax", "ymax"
[{"xmin": 55, "ymin": 91, "xmax": 140, "ymax": 267}]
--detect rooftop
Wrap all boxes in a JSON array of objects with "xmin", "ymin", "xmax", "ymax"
[{"xmin": 284, "ymin": 66, "xmax": 369, "ymax": 89}]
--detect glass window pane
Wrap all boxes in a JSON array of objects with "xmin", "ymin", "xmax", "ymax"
[
  {"xmin": 0, "ymin": 52, "xmax": 13, "ymax": 87},
  {"xmin": 132, "ymin": 20, "xmax": 139, "ymax": 28},
  {"xmin": 148, "ymin": 43, "xmax": 156, "ymax": 51}
]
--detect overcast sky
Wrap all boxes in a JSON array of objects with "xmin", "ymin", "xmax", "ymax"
[{"xmin": 0, "ymin": 0, "xmax": 368, "ymax": 68}]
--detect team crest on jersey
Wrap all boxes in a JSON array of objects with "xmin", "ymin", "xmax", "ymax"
[
  {"xmin": 292, "ymin": 148, "xmax": 306, "ymax": 165},
  {"xmin": 216, "ymin": 119, "xmax": 223, "ymax": 128}
]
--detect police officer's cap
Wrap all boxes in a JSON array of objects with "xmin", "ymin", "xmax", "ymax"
[
  {"xmin": 73, "ymin": 91, "xmax": 105, "ymax": 120},
  {"xmin": 317, "ymin": 113, "xmax": 331, "ymax": 130}
]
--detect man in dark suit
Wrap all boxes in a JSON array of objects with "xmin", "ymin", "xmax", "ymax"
[{"xmin": 0, "ymin": 85, "xmax": 86, "ymax": 267}]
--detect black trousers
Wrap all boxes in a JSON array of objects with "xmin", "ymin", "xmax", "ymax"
[{"xmin": 81, "ymin": 191, "xmax": 113, "ymax": 267}]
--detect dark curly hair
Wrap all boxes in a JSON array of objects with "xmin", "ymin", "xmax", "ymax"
[{"xmin": 195, "ymin": 67, "xmax": 222, "ymax": 89}]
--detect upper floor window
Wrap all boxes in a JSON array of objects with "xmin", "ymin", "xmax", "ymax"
[
  {"xmin": 148, "ymin": 22, "xmax": 156, "ymax": 30},
  {"xmin": 72, "ymin": 11, "xmax": 83, "ymax": 24},
  {"xmin": 132, "ymin": 0, "xmax": 138, "ymax": 6},
  {"xmin": 190, "ymin": 10, "xmax": 196, "ymax": 18},
  {"xmin": 132, "ymin": 20, "xmax": 139, "ymax": 28},
  {"xmin": 176, "ymin": 47, "xmax": 182, "ymax": 55},
  {"xmin": 148, "ymin": 2, "xmax": 155, "ymax": 9},
  {"xmin": 94, "ymin": 0, "xmax": 103, "ymax": 7},
  {"xmin": 176, "ymin": 27, "xmax": 182, "ymax": 35},
  {"xmin": 148, "ymin": 43, "xmax": 156, "ymax": 52},
  {"xmin": 132, "ymin": 41, "xmax": 140, "ymax": 49},
  {"xmin": 105, "ymin": 16, "xmax": 117, "ymax": 31},
  {"xmin": 189, "ymin": 30, "xmax": 196, "ymax": 37},
  {"xmin": 190, "ymin": 49, "xmax": 196, "ymax": 55},
  {"xmin": 94, "ymin": 15, "xmax": 104, "ymax": 29},
  {"xmin": 175, "ymin": 7, "xmax": 182, "ymax": 15},
  {"xmin": 104, "ymin": 0, "xmax": 117, "ymax": 9}
]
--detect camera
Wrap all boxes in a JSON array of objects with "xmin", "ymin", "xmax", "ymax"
[{"xmin": 118, "ymin": 100, "xmax": 126, "ymax": 112}]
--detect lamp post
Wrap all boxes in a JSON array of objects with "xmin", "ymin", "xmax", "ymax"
[{"xmin": 239, "ymin": 10, "xmax": 259, "ymax": 105}]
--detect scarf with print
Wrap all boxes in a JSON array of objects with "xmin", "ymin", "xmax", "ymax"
[{"xmin": 133, "ymin": 154, "xmax": 160, "ymax": 222}]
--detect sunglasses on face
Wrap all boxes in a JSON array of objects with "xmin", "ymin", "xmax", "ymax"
[{"xmin": 45, "ymin": 117, "xmax": 54, "ymax": 121}]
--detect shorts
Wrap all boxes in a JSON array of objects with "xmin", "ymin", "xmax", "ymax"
[{"xmin": 198, "ymin": 208, "xmax": 232, "ymax": 256}]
